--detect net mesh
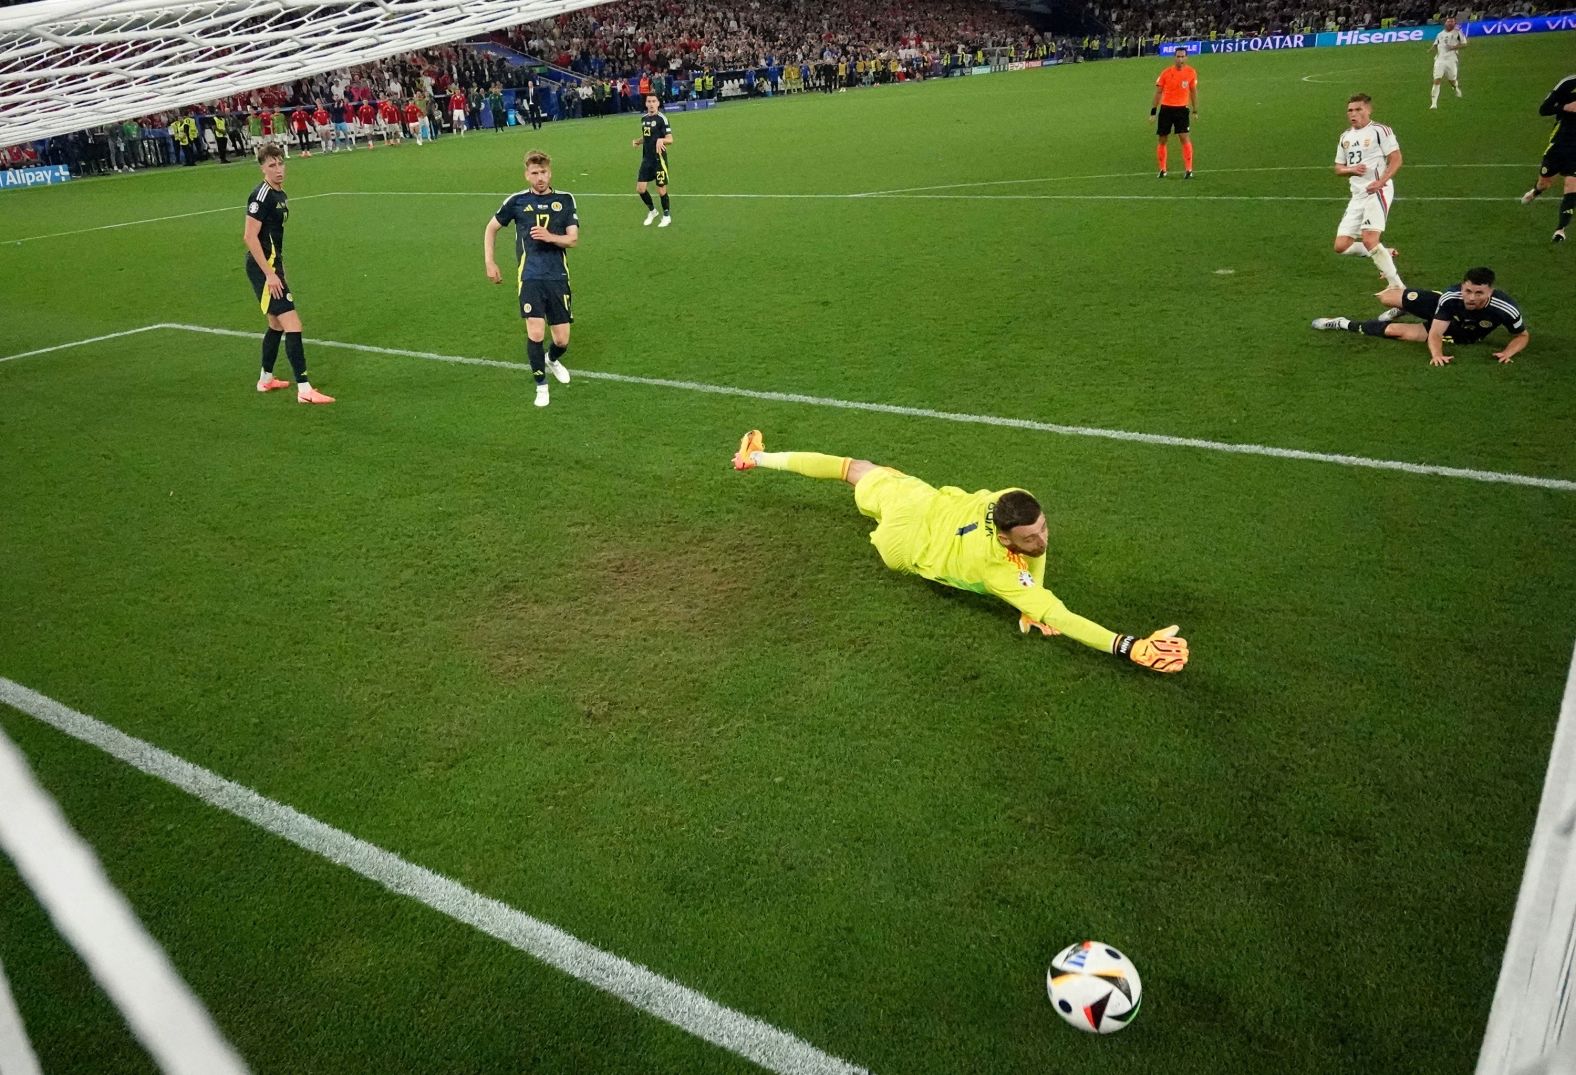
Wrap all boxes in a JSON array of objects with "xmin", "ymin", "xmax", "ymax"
[{"xmin": 1, "ymin": 0, "xmax": 585, "ymax": 145}]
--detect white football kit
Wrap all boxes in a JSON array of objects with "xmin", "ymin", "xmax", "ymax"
[
  {"xmin": 1334, "ymin": 121, "xmax": 1400, "ymax": 237},
  {"xmin": 1433, "ymin": 29, "xmax": 1465, "ymax": 80}
]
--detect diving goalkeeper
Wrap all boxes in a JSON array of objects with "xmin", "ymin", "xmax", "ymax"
[{"xmin": 732, "ymin": 431, "xmax": 1190, "ymax": 673}]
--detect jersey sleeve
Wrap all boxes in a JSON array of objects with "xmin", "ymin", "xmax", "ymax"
[
  {"xmin": 1377, "ymin": 125, "xmax": 1400, "ymax": 155},
  {"xmin": 493, "ymin": 195, "xmax": 518, "ymax": 228},
  {"xmin": 1541, "ymin": 76, "xmax": 1576, "ymax": 116},
  {"xmin": 657, "ymin": 115, "xmax": 671, "ymax": 138},
  {"xmin": 1497, "ymin": 297, "xmax": 1527, "ymax": 333},
  {"xmin": 1432, "ymin": 295, "xmax": 1463, "ymax": 324},
  {"xmin": 564, "ymin": 194, "xmax": 579, "ymax": 227},
  {"xmin": 981, "ymin": 559, "xmax": 1119, "ymax": 653},
  {"xmin": 1333, "ymin": 135, "xmax": 1345, "ymax": 166},
  {"xmin": 246, "ymin": 191, "xmax": 267, "ymax": 220}
]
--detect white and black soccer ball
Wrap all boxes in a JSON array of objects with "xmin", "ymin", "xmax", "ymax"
[{"xmin": 1046, "ymin": 940, "xmax": 1143, "ymax": 1034}]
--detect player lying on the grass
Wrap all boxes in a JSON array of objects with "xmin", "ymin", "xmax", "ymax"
[
  {"xmin": 1520, "ymin": 73, "xmax": 1576, "ymax": 243},
  {"xmin": 1310, "ymin": 266, "xmax": 1528, "ymax": 366},
  {"xmin": 731, "ymin": 431, "xmax": 1190, "ymax": 674}
]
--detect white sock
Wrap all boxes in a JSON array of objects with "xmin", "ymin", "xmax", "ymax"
[
  {"xmin": 1368, "ymin": 245, "xmax": 1403, "ymax": 289},
  {"xmin": 297, "ymin": 380, "xmax": 311, "ymax": 393},
  {"xmin": 1341, "ymin": 244, "xmax": 1371, "ymax": 257},
  {"xmin": 1455, "ymin": 84, "xmax": 1462, "ymax": 96},
  {"xmin": 1430, "ymin": 85, "xmax": 1440, "ymax": 106}
]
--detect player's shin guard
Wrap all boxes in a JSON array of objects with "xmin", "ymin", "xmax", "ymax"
[
  {"xmin": 753, "ymin": 452, "xmax": 851, "ymax": 480},
  {"xmin": 283, "ymin": 332, "xmax": 308, "ymax": 382},
  {"xmin": 526, "ymin": 338, "xmax": 547, "ymax": 385},
  {"xmin": 1181, "ymin": 141, "xmax": 1193, "ymax": 171},
  {"xmin": 639, "ymin": 190, "xmax": 654, "ymax": 210},
  {"xmin": 261, "ymin": 328, "xmax": 283, "ymax": 374},
  {"xmin": 1560, "ymin": 193, "xmax": 1576, "ymax": 232}
]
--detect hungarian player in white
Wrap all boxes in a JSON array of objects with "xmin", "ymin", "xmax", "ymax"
[
  {"xmin": 1333, "ymin": 93, "xmax": 1404, "ymax": 291},
  {"xmin": 1430, "ymin": 18, "xmax": 1466, "ymax": 109}
]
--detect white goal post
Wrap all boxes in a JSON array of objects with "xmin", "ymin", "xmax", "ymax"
[
  {"xmin": 0, "ymin": 0, "xmax": 596, "ymax": 146},
  {"xmin": 1478, "ymin": 641, "xmax": 1576, "ymax": 1075}
]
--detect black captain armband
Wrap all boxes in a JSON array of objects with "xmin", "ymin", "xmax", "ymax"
[
  {"xmin": 1150, "ymin": 107, "xmax": 1158, "ymax": 116},
  {"xmin": 1113, "ymin": 635, "xmax": 1137, "ymax": 658}
]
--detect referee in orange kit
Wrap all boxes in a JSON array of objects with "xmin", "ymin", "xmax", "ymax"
[{"xmin": 1151, "ymin": 47, "xmax": 1198, "ymax": 179}]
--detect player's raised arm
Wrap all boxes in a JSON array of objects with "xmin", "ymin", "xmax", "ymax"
[{"xmin": 483, "ymin": 216, "xmax": 504, "ymax": 283}]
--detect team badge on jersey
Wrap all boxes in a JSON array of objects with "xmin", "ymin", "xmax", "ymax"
[
  {"xmin": 1018, "ymin": 570, "xmax": 1034, "ymax": 588},
  {"xmin": 551, "ymin": 201, "xmax": 562, "ymax": 211}
]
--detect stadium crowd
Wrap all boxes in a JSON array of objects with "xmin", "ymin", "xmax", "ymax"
[{"xmin": 4, "ymin": 0, "xmax": 1554, "ymax": 176}]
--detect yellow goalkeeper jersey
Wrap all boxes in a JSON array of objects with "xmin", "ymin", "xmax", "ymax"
[{"xmin": 856, "ymin": 470, "xmax": 1119, "ymax": 653}]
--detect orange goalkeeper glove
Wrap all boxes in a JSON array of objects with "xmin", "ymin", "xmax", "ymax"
[
  {"xmin": 1113, "ymin": 626, "xmax": 1189, "ymax": 673},
  {"xmin": 1019, "ymin": 614, "xmax": 1061, "ymax": 637}
]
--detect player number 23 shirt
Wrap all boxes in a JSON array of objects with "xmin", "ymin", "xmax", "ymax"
[{"xmin": 1335, "ymin": 122, "xmax": 1399, "ymax": 195}]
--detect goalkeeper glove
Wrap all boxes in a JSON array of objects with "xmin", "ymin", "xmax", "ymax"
[
  {"xmin": 1113, "ymin": 626, "xmax": 1189, "ymax": 673},
  {"xmin": 1019, "ymin": 614, "xmax": 1061, "ymax": 637}
]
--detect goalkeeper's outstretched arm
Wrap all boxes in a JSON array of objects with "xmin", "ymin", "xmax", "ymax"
[{"xmin": 1014, "ymin": 592, "xmax": 1190, "ymax": 674}]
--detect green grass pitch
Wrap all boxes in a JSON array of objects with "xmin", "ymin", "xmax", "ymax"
[{"xmin": 3, "ymin": 32, "xmax": 1576, "ymax": 1075}]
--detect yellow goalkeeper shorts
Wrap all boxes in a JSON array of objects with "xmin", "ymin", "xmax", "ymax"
[{"xmin": 853, "ymin": 467, "xmax": 937, "ymax": 571}]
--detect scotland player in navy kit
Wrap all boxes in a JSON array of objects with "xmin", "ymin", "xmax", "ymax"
[
  {"xmin": 1311, "ymin": 266, "xmax": 1529, "ymax": 366},
  {"xmin": 1520, "ymin": 74, "xmax": 1576, "ymax": 242},
  {"xmin": 243, "ymin": 142, "xmax": 334, "ymax": 403},
  {"xmin": 633, "ymin": 95, "xmax": 672, "ymax": 227},
  {"xmin": 483, "ymin": 150, "xmax": 580, "ymax": 407}
]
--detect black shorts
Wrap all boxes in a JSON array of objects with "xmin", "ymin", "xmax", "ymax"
[
  {"xmin": 637, "ymin": 155, "xmax": 669, "ymax": 186},
  {"xmin": 1398, "ymin": 288, "xmax": 1442, "ymax": 322},
  {"xmin": 1157, "ymin": 105, "xmax": 1190, "ymax": 136},
  {"xmin": 518, "ymin": 278, "xmax": 572, "ymax": 324},
  {"xmin": 245, "ymin": 258, "xmax": 296, "ymax": 316},
  {"xmin": 1539, "ymin": 141, "xmax": 1576, "ymax": 178}
]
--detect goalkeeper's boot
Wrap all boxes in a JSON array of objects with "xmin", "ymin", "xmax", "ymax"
[
  {"xmin": 732, "ymin": 429, "xmax": 764, "ymax": 470},
  {"xmin": 256, "ymin": 377, "xmax": 291, "ymax": 392},
  {"xmin": 1310, "ymin": 317, "xmax": 1351, "ymax": 331},
  {"xmin": 297, "ymin": 386, "xmax": 335, "ymax": 404}
]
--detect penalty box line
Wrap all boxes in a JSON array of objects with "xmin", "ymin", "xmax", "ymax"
[
  {"xmin": 0, "ymin": 677, "xmax": 869, "ymax": 1075},
  {"xmin": 4, "ymin": 322, "xmax": 1574, "ymax": 494}
]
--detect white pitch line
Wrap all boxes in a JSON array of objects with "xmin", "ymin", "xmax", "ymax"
[
  {"xmin": 0, "ymin": 324, "xmax": 166, "ymax": 365},
  {"xmin": 154, "ymin": 322, "xmax": 1576, "ymax": 493},
  {"xmin": 0, "ymin": 955, "xmax": 43, "ymax": 1075},
  {"xmin": 0, "ymin": 678, "xmax": 869, "ymax": 1075},
  {"xmin": 856, "ymin": 162, "xmax": 1529, "ymax": 196},
  {"xmin": 337, "ymin": 190, "xmax": 1516, "ymax": 204},
  {"xmin": 1, "ymin": 193, "xmax": 334, "ymax": 245}
]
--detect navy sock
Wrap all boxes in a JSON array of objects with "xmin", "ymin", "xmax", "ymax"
[
  {"xmin": 261, "ymin": 328, "xmax": 283, "ymax": 374},
  {"xmin": 283, "ymin": 332, "xmax": 308, "ymax": 381},
  {"xmin": 548, "ymin": 341, "xmax": 568, "ymax": 363},
  {"xmin": 526, "ymin": 338, "xmax": 547, "ymax": 385},
  {"xmin": 659, "ymin": 192, "xmax": 670, "ymax": 213},
  {"xmin": 1358, "ymin": 320, "xmax": 1389, "ymax": 338},
  {"xmin": 1560, "ymin": 193, "xmax": 1575, "ymax": 231},
  {"xmin": 639, "ymin": 190, "xmax": 654, "ymax": 210}
]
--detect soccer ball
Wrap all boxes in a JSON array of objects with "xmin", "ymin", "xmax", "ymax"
[{"xmin": 1045, "ymin": 940, "xmax": 1143, "ymax": 1034}]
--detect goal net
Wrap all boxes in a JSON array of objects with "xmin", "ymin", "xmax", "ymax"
[{"xmin": 0, "ymin": 0, "xmax": 592, "ymax": 146}]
